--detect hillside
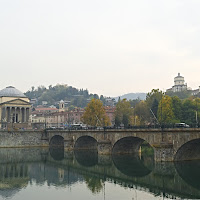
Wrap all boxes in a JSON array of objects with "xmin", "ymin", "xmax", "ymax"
[
  {"xmin": 114, "ymin": 93, "xmax": 146, "ymax": 101},
  {"xmin": 25, "ymin": 84, "xmax": 105, "ymax": 108}
]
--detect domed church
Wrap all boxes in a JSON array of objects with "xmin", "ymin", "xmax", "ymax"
[{"xmin": 0, "ymin": 86, "xmax": 31, "ymax": 129}]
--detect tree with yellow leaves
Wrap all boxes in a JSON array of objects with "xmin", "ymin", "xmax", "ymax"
[
  {"xmin": 82, "ymin": 99, "xmax": 111, "ymax": 127},
  {"xmin": 157, "ymin": 95, "xmax": 175, "ymax": 124}
]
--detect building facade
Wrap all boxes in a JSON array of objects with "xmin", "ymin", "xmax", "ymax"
[
  {"xmin": 0, "ymin": 86, "xmax": 31, "ymax": 129},
  {"xmin": 171, "ymin": 73, "xmax": 187, "ymax": 92},
  {"xmin": 167, "ymin": 73, "xmax": 200, "ymax": 96},
  {"xmin": 45, "ymin": 108, "xmax": 85, "ymax": 128}
]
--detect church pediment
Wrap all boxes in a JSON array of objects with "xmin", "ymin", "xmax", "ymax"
[{"xmin": 0, "ymin": 98, "xmax": 31, "ymax": 106}]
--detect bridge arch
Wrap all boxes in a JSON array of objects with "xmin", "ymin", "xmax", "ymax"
[
  {"xmin": 174, "ymin": 138, "xmax": 200, "ymax": 161},
  {"xmin": 74, "ymin": 135, "xmax": 98, "ymax": 150},
  {"xmin": 112, "ymin": 136, "xmax": 153, "ymax": 155},
  {"xmin": 50, "ymin": 135, "xmax": 64, "ymax": 148}
]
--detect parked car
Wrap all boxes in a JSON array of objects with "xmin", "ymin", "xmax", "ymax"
[{"xmin": 175, "ymin": 123, "xmax": 190, "ymax": 128}]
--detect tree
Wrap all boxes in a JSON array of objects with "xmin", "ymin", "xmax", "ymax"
[
  {"xmin": 194, "ymin": 98, "xmax": 200, "ymax": 125},
  {"xmin": 134, "ymin": 101, "xmax": 150, "ymax": 125},
  {"xmin": 151, "ymin": 99, "xmax": 159, "ymax": 118},
  {"xmin": 114, "ymin": 115, "xmax": 121, "ymax": 127},
  {"xmin": 182, "ymin": 99, "xmax": 196, "ymax": 124},
  {"xmin": 129, "ymin": 98, "xmax": 141, "ymax": 108},
  {"xmin": 146, "ymin": 89, "xmax": 163, "ymax": 108},
  {"xmin": 171, "ymin": 96, "xmax": 182, "ymax": 122},
  {"xmin": 84, "ymin": 176, "xmax": 103, "ymax": 194},
  {"xmin": 166, "ymin": 90, "xmax": 191, "ymax": 100},
  {"xmin": 82, "ymin": 99, "xmax": 111, "ymax": 126},
  {"xmin": 115, "ymin": 99, "xmax": 134, "ymax": 127},
  {"xmin": 157, "ymin": 95, "xmax": 175, "ymax": 124}
]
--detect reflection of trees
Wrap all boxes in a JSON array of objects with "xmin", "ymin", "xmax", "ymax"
[{"xmin": 84, "ymin": 176, "xmax": 103, "ymax": 194}]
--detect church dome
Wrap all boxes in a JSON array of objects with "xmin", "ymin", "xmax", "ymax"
[{"xmin": 0, "ymin": 86, "xmax": 26, "ymax": 98}]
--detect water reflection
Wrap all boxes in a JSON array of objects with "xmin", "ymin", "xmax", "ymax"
[
  {"xmin": 112, "ymin": 154, "xmax": 154, "ymax": 177},
  {"xmin": 0, "ymin": 148, "xmax": 199, "ymax": 199},
  {"xmin": 175, "ymin": 160, "xmax": 200, "ymax": 190},
  {"xmin": 74, "ymin": 150, "xmax": 98, "ymax": 167},
  {"xmin": 84, "ymin": 176, "xmax": 103, "ymax": 194},
  {"xmin": 49, "ymin": 147, "xmax": 64, "ymax": 161}
]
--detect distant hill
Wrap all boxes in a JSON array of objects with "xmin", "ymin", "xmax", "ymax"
[
  {"xmin": 114, "ymin": 93, "xmax": 146, "ymax": 101},
  {"xmin": 25, "ymin": 84, "xmax": 104, "ymax": 108}
]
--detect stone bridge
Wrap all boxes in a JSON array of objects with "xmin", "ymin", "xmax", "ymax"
[{"xmin": 44, "ymin": 128, "xmax": 200, "ymax": 162}]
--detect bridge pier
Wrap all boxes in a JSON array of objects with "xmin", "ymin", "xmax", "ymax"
[
  {"xmin": 64, "ymin": 139, "xmax": 74, "ymax": 151},
  {"xmin": 153, "ymin": 143, "xmax": 174, "ymax": 162},
  {"xmin": 98, "ymin": 155, "xmax": 112, "ymax": 166},
  {"xmin": 97, "ymin": 140, "xmax": 112, "ymax": 155}
]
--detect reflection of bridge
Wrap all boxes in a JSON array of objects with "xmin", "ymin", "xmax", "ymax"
[
  {"xmin": 45, "ymin": 128, "xmax": 200, "ymax": 161},
  {"xmin": 0, "ymin": 148, "xmax": 200, "ymax": 199}
]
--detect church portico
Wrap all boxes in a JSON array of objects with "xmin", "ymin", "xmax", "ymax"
[
  {"xmin": 3, "ymin": 106, "xmax": 30, "ymax": 123},
  {"xmin": 0, "ymin": 86, "xmax": 31, "ymax": 129}
]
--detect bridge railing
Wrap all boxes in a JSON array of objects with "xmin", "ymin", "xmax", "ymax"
[{"xmin": 44, "ymin": 123, "xmax": 200, "ymax": 131}]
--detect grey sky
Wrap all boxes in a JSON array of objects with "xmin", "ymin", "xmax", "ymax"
[{"xmin": 0, "ymin": 0, "xmax": 200, "ymax": 96}]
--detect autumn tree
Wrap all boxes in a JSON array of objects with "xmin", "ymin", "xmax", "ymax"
[
  {"xmin": 157, "ymin": 95, "xmax": 175, "ymax": 124},
  {"xmin": 82, "ymin": 99, "xmax": 111, "ymax": 126}
]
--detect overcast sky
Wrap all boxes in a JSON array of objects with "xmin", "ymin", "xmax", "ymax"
[{"xmin": 0, "ymin": 0, "xmax": 200, "ymax": 96}]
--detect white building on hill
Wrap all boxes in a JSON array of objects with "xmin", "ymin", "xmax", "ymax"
[{"xmin": 172, "ymin": 73, "xmax": 187, "ymax": 92}]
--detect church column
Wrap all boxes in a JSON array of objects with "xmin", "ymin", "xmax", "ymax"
[
  {"xmin": 19, "ymin": 107, "xmax": 22, "ymax": 123},
  {"xmin": 4, "ymin": 107, "xmax": 7, "ymax": 122},
  {"xmin": 7, "ymin": 107, "xmax": 10, "ymax": 123},
  {"xmin": 21, "ymin": 108, "xmax": 24, "ymax": 123},
  {"xmin": 6, "ymin": 107, "xmax": 8, "ymax": 123},
  {"xmin": 10, "ymin": 107, "xmax": 13, "ymax": 123},
  {"xmin": 27, "ymin": 108, "xmax": 30, "ymax": 123},
  {"xmin": 24, "ymin": 108, "xmax": 26, "ymax": 123},
  {"xmin": 14, "ymin": 107, "xmax": 17, "ymax": 123}
]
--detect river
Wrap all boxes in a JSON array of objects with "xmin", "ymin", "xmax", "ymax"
[{"xmin": 0, "ymin": 147, "xmax": 199, "ymax": 200}]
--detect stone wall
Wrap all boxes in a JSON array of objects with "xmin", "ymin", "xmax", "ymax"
[{"xmin": 0, "ymin": 130, "xmax": 48, "ymax": 148}]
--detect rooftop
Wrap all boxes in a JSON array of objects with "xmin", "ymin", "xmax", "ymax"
[{"xmin": 0, "ymin": 86, "xmax": 26, "ymax": 98}]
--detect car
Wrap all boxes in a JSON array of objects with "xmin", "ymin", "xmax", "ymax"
[{"xmin": 175, "ymin": 123, "xmax": 190, "ymax": 128}]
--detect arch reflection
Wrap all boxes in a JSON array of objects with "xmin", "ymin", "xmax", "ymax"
[
  {"xmin": 49, "ymin": 147, "xmax": 64, "ymax": 161},
  {"xmin": 74, "ymin": 150, "xmax": 98, "ymax": 167},
  {"xmin": 112, "ymin": 154, "xmax": 154, "ymax": 177},
  {"xmin": 175, "ymin": 160, "xmax": 200, "ymax": 190}
]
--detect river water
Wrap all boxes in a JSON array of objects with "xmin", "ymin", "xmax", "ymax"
[{"xmin": 0, "ymin": 147, "xmax": 199, "ymax": 200}]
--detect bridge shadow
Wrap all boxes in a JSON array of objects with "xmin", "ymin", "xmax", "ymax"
[
  {"xmin": 49, "ymin": 147, "xmax": 64, "ymax": 161},
  {"xmin": 175, "ymin": 139, "xmax": 200, "ymax": 161},
  {"xmin": 175, "ymin": 160, "xmax": 200, "ymax": 190},
  {"xmin": 74, "ymin": 150, "xmax": 98, "ymax": 167},
  {"xmin": 112, "ymin": 154, "xmax": 154, "ymax": 177},
  {"xmin": 74, "ymin": 136, "xmax": 97, "ymax": 150}
]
